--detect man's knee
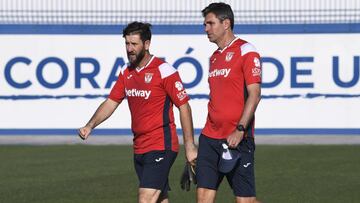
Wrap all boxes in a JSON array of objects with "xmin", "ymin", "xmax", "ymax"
[
  {"xmin": 156, "ymin": 193, "xmax": 169, "ymax": 203},
  {"xmin": 197, "ymin": 188, "xmax": 217, "ymax": 203},
  {"xmin": 138, "ymin": 188, "xmax": 161, "ymax": 203},
  {"xmin": 236, "ymin": 197, "xmax": 260, "ymax": 203}
]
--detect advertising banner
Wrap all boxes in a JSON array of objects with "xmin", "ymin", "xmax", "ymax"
[{"xmin": 1, "ymin": 34, "xmax": 359, "ymax": 134}]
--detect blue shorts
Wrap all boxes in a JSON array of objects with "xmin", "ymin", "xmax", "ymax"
[
  {"xmin": 196, "ymin": 134, "xmax": 256, "ymax": 197},
  {"xmin": 134, "ymin": 150, "xmax": 177, "ymax": 193}
]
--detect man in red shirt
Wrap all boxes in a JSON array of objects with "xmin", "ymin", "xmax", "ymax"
[
  {"xmin": 79, "ymin": 22, "xmax": 197, "ymax": 203},
  {"xmin": 196, "ymin": 3, "xmax": 262, "ymax": 203}
]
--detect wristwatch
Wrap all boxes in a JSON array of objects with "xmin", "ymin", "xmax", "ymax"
[{"xmin": 236, "ymin": 124, "xmax": 246, "ymax": 132}]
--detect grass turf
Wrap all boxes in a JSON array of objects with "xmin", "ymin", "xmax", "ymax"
[{"xmin": 0, "ymin": 145, "xmax": 359, "ymax": 203}]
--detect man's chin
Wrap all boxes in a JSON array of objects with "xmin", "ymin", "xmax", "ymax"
[
  {"xmin": 208, "ymin": 37, "xmax": 215, "ymax": 42},
  {"xmin": 128, "ymin": 56, "xmax": 136, "ymax": 61},
  {"xmin": 128, "ymin": 57, "xmax": 137, "ymax": 64}
]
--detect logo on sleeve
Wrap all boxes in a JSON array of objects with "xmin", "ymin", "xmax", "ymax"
[
  {"xmin": 211, "ymin": 57, "xmax": 217, "ymax": 64},
  {"xmin": 175, "ymin": 81, "xmax": 187, "ymax": 101},
  {"xmin": 252, "ymin": 57, "xmax": 261, "ymax": 77},
  {"xmin": 175, "ymin": 81, "xmax": 183, "ymax": 91}
]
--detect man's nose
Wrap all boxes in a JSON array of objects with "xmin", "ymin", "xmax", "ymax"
[
  {"xmin": 126, "ymin": 45, "xmax": 133, "ymax": 52},
  {"xmin": 204, "ymin": 25, "xmax": 210, "ymax": 32}
]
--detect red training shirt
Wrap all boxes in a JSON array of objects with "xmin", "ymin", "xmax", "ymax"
[
  {"xmin": 109, "ymin": 56, "xmax": 189, "ymax": 154},
  {"xmin": 202, "ymin": 38, "xmax": 262, "ymax": 139}
]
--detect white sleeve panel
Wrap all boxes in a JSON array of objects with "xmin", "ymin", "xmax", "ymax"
[
  {"xmin": 159, "ymin": 63, "xmax": 177, "ymax": 79},
  {"xmin": 240, "ymin": 43, "xmax": 258, "ymax": 56}
]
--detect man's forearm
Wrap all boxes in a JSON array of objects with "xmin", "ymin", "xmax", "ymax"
[
  {"xmin": 86, "ymin": 98, "xmax": 119, "ymax": 129},
  {"xmin": 239, "ymin": 96, "xmax": 260, "ymax": 128},
  {"xmin": 179, "ymin": 103, "xmax": 195, "ymax": 146},
  {"xmin": 239, "ymin": 84, "xmax": 261, "ymax": 128},
  {"xmin": 179, "ymin": 103, "xmax": 197, "ymax": 164}
]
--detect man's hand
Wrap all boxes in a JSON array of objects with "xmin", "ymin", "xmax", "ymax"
[
  {"xmin": 226, "ymin": 130, "xmax": 244, "ymax": 148},
  {"xmin": 180, "ymin": 162, "xmax": 196, "ymax": 191},
  {"xmin": 78, "ymin": 126, "xmax": 92, "ymax": 140},
  {"xmin": 184, "ymin": 142, "xmax": 198, "ymax": 166}
]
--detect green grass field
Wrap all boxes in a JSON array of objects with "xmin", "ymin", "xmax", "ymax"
[{"xmin": 0, "ymin": 145, "xmax": 359, "ymax": 203}]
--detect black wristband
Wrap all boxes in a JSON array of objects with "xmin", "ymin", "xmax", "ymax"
[{"xmin": 236, "ymin": 124, "xmax": 245, "ymax": 132}]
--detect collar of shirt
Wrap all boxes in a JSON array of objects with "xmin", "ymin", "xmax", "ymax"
[
  {"xmin": 217, "ymin": 37, "xmax": 239, "ymax": 53},
  {"xmin": 136, "ymin": 55, "xmax": 155, "ymax": 73}
]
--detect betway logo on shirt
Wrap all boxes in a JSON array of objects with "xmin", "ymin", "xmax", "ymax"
[
  {"xmin": 209, "ymin": 68, "xmax": 231, "ymax": 78},
  {"xmin": 125, "ymin": 88, "xmax": 151, "ymax": 100}
]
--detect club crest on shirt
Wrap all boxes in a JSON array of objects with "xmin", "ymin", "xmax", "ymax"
[
  {"xmin": 144, "ymin": 73, "xmax": 153, "ymax": 83},
  {"xmin": 225, "ymin": 52, "xmax": 234, "ymax": 62}
]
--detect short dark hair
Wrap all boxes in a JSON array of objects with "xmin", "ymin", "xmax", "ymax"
[
  {"xmin": 122, "ymin": 21, "xmax": 152, "ymax": 42},
  {"xmin": 202, "ymin": 2, "xmax": 234, "ymax": 30}
]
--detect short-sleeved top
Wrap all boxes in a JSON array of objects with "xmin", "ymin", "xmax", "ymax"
[
  {"xmin": 109, "ymin": 56, "xmax": 189, "ymax": 154},
  {"xmin": 202, "ymin": 38, "xmax": 262, "ymax": 139}
]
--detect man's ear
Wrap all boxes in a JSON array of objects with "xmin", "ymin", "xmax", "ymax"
[
  {"xmin": 223, "ymin": 19, "xmax": 231, "ymax": 30},
  {"xmin": 144, "ymin": 40, "xmax": 151, "ymax": 51}
]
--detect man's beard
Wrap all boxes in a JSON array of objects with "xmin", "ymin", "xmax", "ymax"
[{"xmin": 128, "ymin": 48, "xmax": 146, "ymax": 68}]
